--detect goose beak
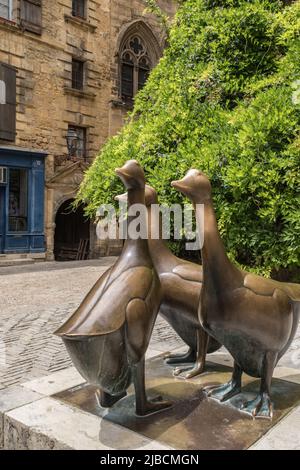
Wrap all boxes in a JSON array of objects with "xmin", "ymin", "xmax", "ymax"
[
  {"xmin": 171, "ymin": 180, "xmax": 189, "ymax": 193},
  {"xmin": 115, "ymin": 167, "xmax": 130, "ymax": 179},
  {"xmin": 114, "ymin": 192, "xmax": 128, "ymax": 202}
]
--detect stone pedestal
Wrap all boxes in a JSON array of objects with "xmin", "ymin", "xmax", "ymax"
[{"xmin": 1, "ymin": 349, "xmax": 300, "ymax": 450}]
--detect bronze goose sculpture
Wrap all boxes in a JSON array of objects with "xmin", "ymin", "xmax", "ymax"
[
  {"xmin": 55, "ymin": 160, "xmax": 172, "ymax": 417},
  {"xmin": 116, "ymin": 185, "xmax": 221, "ymax": 379},
  {"xmin": 172, "ymin": 170, "xmax": 300, "ymax": 418}
]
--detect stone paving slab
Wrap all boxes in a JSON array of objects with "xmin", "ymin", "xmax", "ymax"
[
  {"xmin": 0, "ymin": 385, "xmax": 43, "ymax": 448},
  {"xmin": 273, "ymin": 367, "xmax": 300, "ymax": 385},
  {"xmin": 210, "ymin": 352, "xmax": 300, "ymax": 384},
  {"xmin": 22, "ymin": 367, "xmax": 85, "ymax": 396},
  {"xmin": 0, "ymin": 385, "xmax": 42, "ymax": 414},
  {"xmin": 250, "ymin": 406, "xmax": 300, "ymax": 450},
  {"xmin": 0, "ymin": 259, "xmax": 184, "ymax": 390},
  {"xmin": 0, "ymin": 258, "xmax": 116, "ymax": 276},
  {"xmin": 4, "ymin": 397, "xmax": 173, "ymax": 450}
]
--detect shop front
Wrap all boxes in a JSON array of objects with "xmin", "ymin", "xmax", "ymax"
[{"xmin": 0, "ymin": 146, "xmax": 47, "ymax": 255}]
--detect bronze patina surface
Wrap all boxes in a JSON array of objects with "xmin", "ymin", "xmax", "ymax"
[
  {"xmin": 54, "ymin": 161, "xmax": 171, "ymax": 417},
  {"xmin": 145, "ymin": 185, "xmax": 221, "ymax": 379},
  {"xmin": 172, "ymin": 170, "xmax": 300, "ymax": 419},
  {"xmin": 116, "ymin": 185, "xmax": 220, "ymax": 379},
  {"xmin": 53, "ymin": 356, "xmax": 300, "ymax": 450}
]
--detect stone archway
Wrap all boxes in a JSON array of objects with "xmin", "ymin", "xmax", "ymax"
[{"xmin": 54, "ymin": 199, "xmax": 90, "ymax": 261}]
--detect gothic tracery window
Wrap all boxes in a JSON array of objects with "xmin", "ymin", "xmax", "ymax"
[{"xmin": 120, "ymin": 35, "xmax": 151, "ymax": 103}]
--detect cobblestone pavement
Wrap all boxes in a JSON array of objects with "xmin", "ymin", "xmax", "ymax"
[
  {"xmin": 0, "ymin": 259, "xmax": 184, "ymax": 390},
  {"xmin": 0, "ymin": 259, "xmax": 299, "ymax": 390}
]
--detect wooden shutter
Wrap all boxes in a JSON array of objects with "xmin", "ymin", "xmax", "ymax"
[
  {"xmin": 20, "ymin": 0, "xmax": 42, "ymax": 35},
  {"xmin": 0, "ymin": 63, "xmax": 16, "ymax": 142}
]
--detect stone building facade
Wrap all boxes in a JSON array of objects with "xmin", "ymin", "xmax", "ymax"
[{"xmin": 0, "ymin": 0, "xmax": 176, "ymax": 261}]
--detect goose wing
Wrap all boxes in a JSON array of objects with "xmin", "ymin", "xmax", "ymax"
[
  {"xmin": 172, "ymin": 262, "xmax": 203, "ymax": 283},
  {"xmin": 55, "ymin": 266, "xmax": 154, "ymax": 337},
  {"xmin": 55, "ymin": 266, "xmax": 112, "ymax": 336},
  {"xmin": 244, "ymin": 273, "xmax": 300, "ymax": 301}
]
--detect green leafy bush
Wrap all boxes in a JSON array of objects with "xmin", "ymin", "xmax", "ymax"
[{"xmin": 77, "ymin": 0, "xmax": 300, "ymax": 279}]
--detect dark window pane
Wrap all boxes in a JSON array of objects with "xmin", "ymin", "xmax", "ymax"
[
  {"xmin": 0, "ymin": 62, "xmax": 16, "ymax": 141},
  {"xmin": 139, "ymin": 57, "xmax": 149, "ymax": 67},
  {"xmin": 121, "ymin": 63, "xmax": 133, "ymax": 100},
  {"xmin": 122, "ymin": 63, "xmax": 133, "ymax": 81},
  {"xmin": 72, "ymin": 0, "xmax": 85, "ymax": 18},
  {"xmin": 129, "ymin": 37, "xmax": 144, "ymax": 55},
  {"xmin": 72, "ymin": 59, "xmax": 84, "ymax": 90},
  {"xmin": 20, "ymin": 0, "xmax": 42, "ymax": 35},
  {"xmin": 68, "ymin": 126, "xmax": 86, "ymax": 159},
  {"xmin": 138, "ymin": 67, "xmax": 149, "ymax": 91},
  {"xmin": 9, "ymin": 169, "xmax": 28, "ymax": 232},
  {"xmin": 123, "ymin": 52, "xmax": 133, "ymax": 64}
]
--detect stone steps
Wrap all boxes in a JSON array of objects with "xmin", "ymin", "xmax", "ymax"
[
  {"xmin": 0, "ymin": 259, "xmax": 36, "ymax": 268},
  {"xmin": 0, "ymin": 253, "xmax": 46, "ymax": 268}
]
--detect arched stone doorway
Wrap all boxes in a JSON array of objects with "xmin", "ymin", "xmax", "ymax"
[{"xmin": 54, "ymin": 199, "xmax": 90, "ymax": 261}]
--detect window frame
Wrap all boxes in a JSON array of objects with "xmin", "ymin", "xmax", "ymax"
[
  {"xmin": 120, "ymin": 35, "xmax": 151, "ymax": 104},
  {"xmin": 120, "ymin": 54, "xmax": 134, "ymax": 102},
  {"xmin": 0, "ymin": 0, "xmax": 13, "ymax": 20},
  {"xmin": 0, "ymin": 62, "xmax": 17, "ymax": 142},
  {"xmin": 8, "ymin": 0, "xmax": 12, "ymax": 19},
  {"xmin": 72, "ymin": 0, "xmax": 86, "ymax": 20},
  {"xmin": 71, "ymin": 58, "xmax": 85, "ymax": 91},
  {"xmin": 20, "ymin": 0, "xmax": 43, "ymax": 35},
  {"xmin": 7, "ymin": 167, "xmax": 29, "ymax": 234},
  {"xmin": 67, "ymin": 125, "xmax": 87, "ymax": 161},
  {"xmin": 137, "ymin": 58, "xmax": 150, "ymax": 92}
]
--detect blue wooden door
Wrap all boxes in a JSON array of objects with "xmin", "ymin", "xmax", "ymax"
[{"xmin": 0, "ymin": 186, "xmax": 5, "ymax": 253}]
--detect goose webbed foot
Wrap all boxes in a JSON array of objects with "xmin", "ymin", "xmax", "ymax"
[
  {"xmin": 135, "ymin": 396, "xmax": 173, "ymax": 417},
  {"xmin": 172, "ymin": 329, "xmax": 209, "ymax": 379},
  {"xmin": 96, "ymin": 389, "xmax": 127, "ymax": 408},
  {"xmin": 204, "ymin": 361, "xmax": 242, "ymax": 402},
  {"xmin": 164, "ymin": 348, "xmax": 196, "ymax": 365},
  {"xmin": 240, "ymin": 351, "xmax": 276, "ymax": 419},
  {"xmin": 240, "ymin": 393, "xmax": 273, "ymax": 419},
  {"xmin": 173, "ymin": 360, "xmax": 205, "ymax": 379},
  {"xmin": 204, "ymin": 380, "xmax": 241, "ymax": 402},
  {"xmin": 133, "ymin": 357, "xmax": 173, "ymax": 417}
]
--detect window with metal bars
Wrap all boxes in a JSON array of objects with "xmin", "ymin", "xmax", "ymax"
[
  {"xmin": 72, "ymin": 0, "xmax": 86, "ymax": 19},
  {"xmin": 72, "ymin": 59, "xmax": 84, "ymax": 90}
]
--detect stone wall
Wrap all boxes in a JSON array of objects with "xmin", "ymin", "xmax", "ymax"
[{"xmin": 0, "ymin": 0, "xmax": 177, "ymax": 260}]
